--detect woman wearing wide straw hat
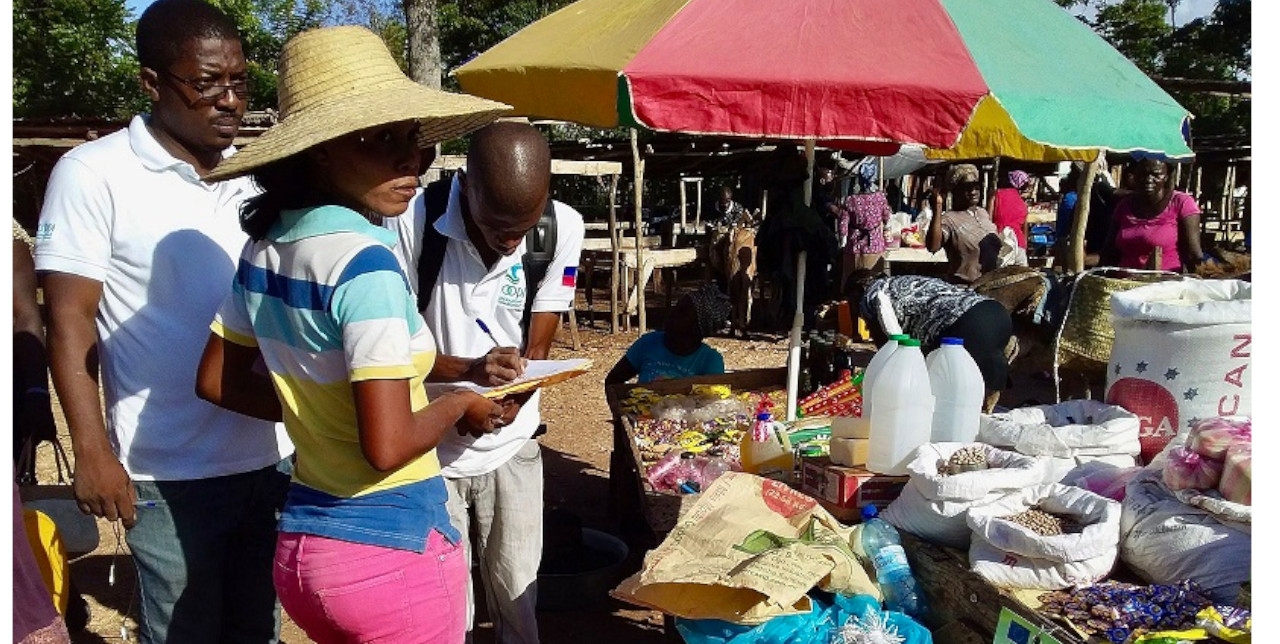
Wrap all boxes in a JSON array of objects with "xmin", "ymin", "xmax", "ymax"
[{"xmin": 195, "ymin": 25, "xmax": 511, "ymax": 643}]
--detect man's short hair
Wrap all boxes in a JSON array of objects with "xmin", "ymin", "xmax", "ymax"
[{"xmin": 137, "ymin": 0, "xmax": 241, "ymax": 71}]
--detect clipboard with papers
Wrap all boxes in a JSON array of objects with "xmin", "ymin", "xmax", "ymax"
[{"xmin": 453, "ymin": 358, "xmax": 594, "ymax": 399}]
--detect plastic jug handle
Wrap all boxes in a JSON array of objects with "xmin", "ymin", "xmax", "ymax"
[{"xmin": 876, "ymin": 290, "xmax": 904, "ymax": 336}]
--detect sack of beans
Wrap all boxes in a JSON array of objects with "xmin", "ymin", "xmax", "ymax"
[
  {"xmin": 967, "ymin": 483, "xmax": 1121, "ymax": 590},
  {"xmin": 1120, "ymin": 468, "xmax": 1250, "ymax": 604},
  {"xmin": 978, "ymin": 400, "xmax": 1140, "ymax": 482},
  {"xmin": 881, "ymin": 443, "xmax": 1051, "ymax": 549}
]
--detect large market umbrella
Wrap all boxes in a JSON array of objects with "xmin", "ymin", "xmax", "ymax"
[{"xmin": 455, "ymin": 0, "xmax": 1194, "ymax": 161}]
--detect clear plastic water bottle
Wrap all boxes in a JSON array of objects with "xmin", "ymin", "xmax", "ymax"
[
  {"xmin": 859, "ymin": 505, "xmax": 926, "ymax": 618},
  {"xmin": 699, "ymin": 448, "xmax": 731, "ymax": 487},
  {"xmin": 672, "ymin": 452, "xmax": 704, "ymax": 494}
]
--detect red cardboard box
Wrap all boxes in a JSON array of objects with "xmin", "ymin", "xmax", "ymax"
[{"xmin": 799, "ymin": 456, "xmax": 908, "ymax": 516}]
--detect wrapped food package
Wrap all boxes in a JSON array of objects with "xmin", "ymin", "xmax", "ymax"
[
  {"xmin": 1186, "ymin": 417, "xmax": 1251, "ymax": 460},
  {"xmin": 1161, "ymin": 447, "xmax": 1224, "ymax": 492},
  {"xmin": 1218, "ymin": 443, "xmax": 1251, "ymax": 505}
]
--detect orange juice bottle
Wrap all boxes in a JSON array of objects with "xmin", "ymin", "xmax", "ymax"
[{"xmin": 739, "ymin": 411, "xmax": 793, "ymax": 480}]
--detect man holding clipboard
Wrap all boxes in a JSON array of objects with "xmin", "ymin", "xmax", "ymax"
[{"xmin": 384, "ymin": 121, "xmax": 585, "ymax": 644}]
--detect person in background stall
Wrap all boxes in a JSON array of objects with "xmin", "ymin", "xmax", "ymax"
[
  {"xmin": 605, "ymin": 283, "xmax": 730, "ymax": 385},
  {"xmin": 1101, "ymin": 158, "xmax": 1204, "ymax": 273},
  {"xmin": 35, "ymin": 2, "xmax": 294, "ymax": 640},
  {"xmin": 812, "ymin": 165, "xmax": 842, "ymax": 228},
  {"xmin": 194, "ymin": 25, "xmax": 509, "ymax": 644},
  {"xmin": 926, "ymin": 163, "xmax": 1002, "ymax": 285},
  {"xmin": 1053, "ymin": 162, "xmax": 1116, "ymax": 269},
  {"xmin": 838, "ymin": 162, "xmax": 893, "ymax": 295},
  {"xmin": 852, "ymin": 273, "xmax": 1014, "ymax": 411},
  {"xmin": 989, "ymin": 170, "xmax": 1031, "ymax": 249},
  {"xmin": 755, "ymin": 146, "xmax": 838, "ymax": 328},
  {"xmin": 711, "ymin": 184, "xmax": 751, "ymax": 228}
]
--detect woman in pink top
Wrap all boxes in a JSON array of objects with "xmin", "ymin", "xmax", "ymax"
[
  {"xmin": 1103, "ymin": 159, "xmax": 1203, "ymax": 272},
  {"xmin": 989, "ymin": 170, "xmax": 1031, "ymax": 248},
  {"xmin": 838, "ymin": 162, "xmax": 892, "ymax": 290}
]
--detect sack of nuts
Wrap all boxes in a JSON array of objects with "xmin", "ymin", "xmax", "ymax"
[
  {"xmin": 966, "ymin": 482, "xmax": 1121, "ymax": 590},
  {"xmin": 881, "ymin": 443, "xmax": 1052, "ymax": 549}
]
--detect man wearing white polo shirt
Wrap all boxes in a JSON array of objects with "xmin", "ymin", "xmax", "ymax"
[
  {"xmin": 34, "ymin": 1, "xmax": 292, "ymax": 641},
  {"xmin": 386, "ymin": 122, "xmax": 584, "ymax": 644}
]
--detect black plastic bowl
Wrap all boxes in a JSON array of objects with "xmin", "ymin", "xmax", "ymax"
[{"xmin": 536, "ymin": 528, "xmax": 630, "ymax": 612}]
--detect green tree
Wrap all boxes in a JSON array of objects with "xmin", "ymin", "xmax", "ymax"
[
  {"xmin": 209, "ymin": 0, "xmax": 330, "ymax": 110},
  {"xmin": 1091, "ymin": 0, "xmax": 1171, "ymax": 74},
  {"xmin": 13, "ymin": 0, "xmax": 144, "ymax": 118}
]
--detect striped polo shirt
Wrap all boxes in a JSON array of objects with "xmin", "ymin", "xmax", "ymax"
[{"xmin": 211, "ymin": 205, "xmax": 456, "ymax": 552}]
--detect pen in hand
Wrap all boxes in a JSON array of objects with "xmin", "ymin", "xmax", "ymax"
[{"xmin": 476, "ymin": 318, "xmax": 501, "ymax": 348}]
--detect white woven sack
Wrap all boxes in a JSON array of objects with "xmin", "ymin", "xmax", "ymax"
[
  {"xmin": 969, "ymin": 538, "xmax": 1116, "ymax": 590},
  {"xmin": 881, "ymin": 484, "xmax": 1006, "ymax": 549},
  {"xmin": 1105, "ymin": 279, "xmax": 1251, "ymax": 464},
  {"xmin": 881, "ymin": 443, "xmax": 1049, "ymax": 549},
  {"xmin": 1120, "ymin": 469, "xmax": 1251, "ymax": 604},
  {"xmin": 1043, "ymin": 453, "xmax": 1138, "ymax": 485},
  {"xmin": 967, "ymin": 483, "xmax": 1121, "ymax": 563},
  {"xmin": 979, "ymin": 400, "xmax": 1140, "ymax": 460}
]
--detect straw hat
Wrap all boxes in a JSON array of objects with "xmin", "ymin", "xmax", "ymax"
[{"xmin": 206, "ymin": 25, "xmax": 511, "ymax": 181}]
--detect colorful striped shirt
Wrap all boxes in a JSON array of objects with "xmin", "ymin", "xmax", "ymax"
[{"xmin": 211, "ymin": 205, "xmax": 456, "ymax": 551}]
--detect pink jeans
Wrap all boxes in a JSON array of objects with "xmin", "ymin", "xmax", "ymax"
[{"xmin": 274, "ymin": 530, "xmax": 467, "ymax": 644}]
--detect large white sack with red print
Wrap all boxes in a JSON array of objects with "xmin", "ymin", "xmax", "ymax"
[{"xmin": 1104, "ymin": 279, "xmax": 1251, "ymax": 464}]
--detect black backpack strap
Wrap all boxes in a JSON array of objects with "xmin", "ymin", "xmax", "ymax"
[
  {"xmin": 416, "ymin": 178, "xmax": 454, "ymax": 313},
  {"xmin": 520, "ymin": 199, "xmax": 559, "ymax": 346}
]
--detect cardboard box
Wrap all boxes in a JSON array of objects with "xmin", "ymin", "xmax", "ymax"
[{"xmin": 798, "ymin": 456, "xmax": 908, "ymax": 513}]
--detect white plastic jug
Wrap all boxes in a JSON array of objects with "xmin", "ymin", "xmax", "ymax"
[
  {"xmin": 842, "ymin": 334, "xmax": 908, "ymax": 440},
  {"xmin": 926, "ymin": 338, "xmax": 985, "ymax": 443},
  {"xmin": 867, "ymin": 339, "xmax": 934, "ymax": 476}
]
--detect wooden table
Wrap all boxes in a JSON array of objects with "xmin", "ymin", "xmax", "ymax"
[
  {"xmin": 901, "ymin": 530, "xmax": 1092, "ymax": 644},
  {"xmin": 581, "ymin": 247, "xmax": 703, "ymax": 331}
]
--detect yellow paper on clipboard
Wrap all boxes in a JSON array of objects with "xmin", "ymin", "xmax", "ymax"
[{"xmin": 458, "ymin": 359, "xmax": 593, "ymax": 399}]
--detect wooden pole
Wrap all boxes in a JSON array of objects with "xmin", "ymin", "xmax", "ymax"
[
  {"xmin": 1066, "ymin": 154, "xmax": 1102, "ymax": 274},
  {"xmin": 803, "ymin": 139, "xmax": 816, "ymax": 207},
  {"xmin": 631, "ymin": 129, "xmax": 647, "ymax": 333},
  {"xmin": 679, "ymin": 178, "xmax": 688, "ymax": 232},
  {"xmin": 608, "ymin": 173, "xmax": 620, "ymax": 334},
  {"xmin": 1172, "ymin": 163, "xmax": 1183, "ymax": 191},
  {"xmin": 694, "ymin": 179, "xmax": 702, "ymax": 229},
  {"xmin": 1194, "ymin": 166, "xmax": 1203, "ymax": 202},
  {"xmin": 878, "ymin": 157, "xmax": 885, "ymax": 192}
]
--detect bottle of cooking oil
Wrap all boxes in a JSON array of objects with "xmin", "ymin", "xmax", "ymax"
[{"xmin": 739, "ymin": 410, "xmax": 793, "ymax": 481}]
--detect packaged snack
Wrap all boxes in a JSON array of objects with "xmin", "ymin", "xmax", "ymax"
[
  {"xmin": 1161, "ymin": 447, "xmax": 1223, "ymax": 492},
  {"xmin": 1186, "ymin": 417, "xmax": 1251, "ymax": 460},
  {"xmin": 1217, "ymin": 443, "xmax": 1251, "ymax": 505}
]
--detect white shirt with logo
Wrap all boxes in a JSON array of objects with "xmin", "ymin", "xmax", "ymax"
[
  {"xmin": 386, "ymin": 176, "xmax": 585, "ymax": 477},
  {"xmin": 34, "ymin": 115, "xmax": 294, "ymax": 481}
]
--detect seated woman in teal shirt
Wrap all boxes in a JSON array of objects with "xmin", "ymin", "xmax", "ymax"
[{"xmin": 605, "ymin": 284, "xmax": 730, "ymax": 384}]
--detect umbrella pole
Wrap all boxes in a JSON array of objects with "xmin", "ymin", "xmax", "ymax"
[
  {"xmin": 786, "ymin": 249, "xmax": 807, "ymax": 422},
  {"xmin": 1067, "ymin": 153, "xmax": 1102, "ymax": 274},
  {"xmin": 803, "ymin": 139, "xmax": 816, "ymax": 207},
  {"xmin": 631, "ymin": 128, "xmax": 647, "ymax": 333},
  {"xmin": 609, "ymin": 173, "xmax": 619, "ymax": 334}
]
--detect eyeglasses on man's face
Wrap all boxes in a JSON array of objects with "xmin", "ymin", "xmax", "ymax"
[{"xmin": 161, "ymin": 68, "xmax": 250, "ymax": 102}]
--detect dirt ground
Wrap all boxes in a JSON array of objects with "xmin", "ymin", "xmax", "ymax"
[{"xmin": 36, "ymin": 291, "xmax": 1057, "ymax": 644}]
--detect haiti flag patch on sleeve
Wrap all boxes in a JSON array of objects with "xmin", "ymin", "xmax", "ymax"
[{"xmin": 562, "ymin": 267, "xmax": 578, "ymax": 287}]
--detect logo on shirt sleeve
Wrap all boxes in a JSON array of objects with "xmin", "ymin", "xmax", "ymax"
[
  {"xmin": 562, "ymin": 266, "xmax": 577, "ymax": 288},
  {"xmin": 36, "ymin": 222, "xmax": 55, "ymax": 240}
]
